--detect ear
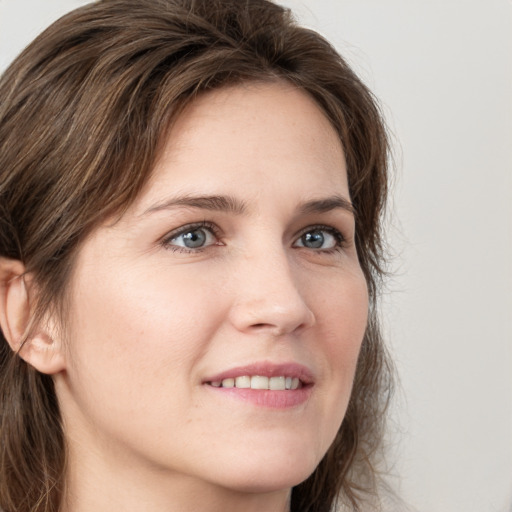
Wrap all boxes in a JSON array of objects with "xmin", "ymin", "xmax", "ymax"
[{"xmin": 0, "ymin": 257, "xmax": 66, "ymax": 374}]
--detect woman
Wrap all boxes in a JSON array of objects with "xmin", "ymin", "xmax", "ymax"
[{"xmin": 0, "ymin": 1, "xmax": 392, "ymax": 511}]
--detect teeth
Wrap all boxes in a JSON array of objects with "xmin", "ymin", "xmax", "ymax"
[
  {"xmin": 235, "ymin": 376, "xmax": 251, "ymax": 388},
  {"xmin": 222, "ymin": 378, "xmax": 235, "ymax": 388},
  {"xmin": 269, "ymin": 376, "xmax": 286, "ymax": 390},
  {"xmin": 213, "ymin": 375, "xmax": 302, "ymax": 390},
  {"xmin": 251, "ymin": 376, "xmax": 269, "ymax": 389}
]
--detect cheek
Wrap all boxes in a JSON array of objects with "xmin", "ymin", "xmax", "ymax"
[
  {"xmin": 320, "ymin": 266, "xmax": 368, "ymax": 354},
  {"xmin": 316, "ymin": 268, "xmax": 368, "ymax": 421},
  {"xmin": 64, "ymin": 263, "xmax": 225, "ymax": 394},
  {"xmin": 59, "ymin": 263, "xmax": 231, "ymax": 457}
]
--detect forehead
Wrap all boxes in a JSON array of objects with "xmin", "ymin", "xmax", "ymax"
[{"xmin": 132, "ymin": 81, "xmax": 348, "ymax": 214}]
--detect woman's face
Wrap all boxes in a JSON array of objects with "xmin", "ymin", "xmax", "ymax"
[{"xmin": 55, "ymin": 82, "xmax": 368, "ymax": 501}]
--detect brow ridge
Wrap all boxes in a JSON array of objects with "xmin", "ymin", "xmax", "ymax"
[
  {"xmin": 299, "ymin": 195, "xmax": 355, "ymax": 215},
  {"xmin": 143, "ymin": 193, "xmax": 354, "ymax": 217},
  {"xmin": 143, "ymin": 194, "xmax": 248, "ymax": 216}
]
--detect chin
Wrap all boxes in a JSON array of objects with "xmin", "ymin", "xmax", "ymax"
[
  {"xmin": 222, "ymin": 469, "xmax": 314, "ymax": 495},
  {"xmin": 207, "ymin": 446, "xmax": 321, "ymax": 494}
]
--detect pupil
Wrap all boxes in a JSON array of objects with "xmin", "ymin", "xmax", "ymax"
[
  {"xmin": 183, "ymin": 229, "xmax": 206, "ymax": 248},
  {"xmin": 303, "ymin": 231, "xmax": 324, "ymax": 248}
]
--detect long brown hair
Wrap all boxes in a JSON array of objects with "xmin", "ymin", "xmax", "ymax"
[{"xmin": 0, "ymin": 1, "xmax": 392, "ymax": 511}]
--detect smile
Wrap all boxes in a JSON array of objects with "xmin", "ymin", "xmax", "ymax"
[
  {"xmin": 203, "ymin": 362, "xmax": 315, "ymax": 408},
  {"xmin": 209, "ymin": 376, "xmax": 302, "ymax": 390}
]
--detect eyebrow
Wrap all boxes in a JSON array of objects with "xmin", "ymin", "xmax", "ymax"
[
  {"xmin": 299, "ymin": 195, "xmax": 355, "ymax": 216},
  {"xmin": 142, "ymin": 194, "xmax": 248, "ymax": 216},
  {"xmin": 142, "ymin": 193, "xmax": 354, "ymax": 217}
]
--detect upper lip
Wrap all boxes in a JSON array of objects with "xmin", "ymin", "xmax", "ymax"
[{"xmin": 203, "ymin": 361, "xmax": 315, "ymax": 385}]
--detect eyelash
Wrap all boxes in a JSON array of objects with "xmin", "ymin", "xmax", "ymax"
[
  {"xmin": 161, "ymin": 221, "xmax": 222, "ymax": 254},
  {"xmin": 161, "ymin": 221, "xmax": 346, "ymax": 254},
  {"xmin": 294, "ymin": 224, "xmax": 346, "ymax": 254}
]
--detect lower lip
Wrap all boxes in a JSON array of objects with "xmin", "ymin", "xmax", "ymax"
[{"xmin": 205, "ymin": 385, "xmax": 313, "ymax": 409}]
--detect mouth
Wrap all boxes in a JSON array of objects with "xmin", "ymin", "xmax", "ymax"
[
  {"xmin": 202, "ymin": 362, "xmax": 314, "ymax": 408},
  {"xmin": 207, "ymin": 375, "xmax": 305, "ymax": 390}
]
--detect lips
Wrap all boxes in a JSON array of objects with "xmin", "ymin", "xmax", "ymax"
[
  {"xmin": 203, "ymin": 362, "xmax": 314, "ymax": 390},
  {"xmin": 203, "ymin": 362, "xmax": 314, "ymax": 408}
]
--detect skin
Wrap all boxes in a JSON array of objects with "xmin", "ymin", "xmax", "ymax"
[{"xmin": 44, "ymin": 82, "xmax": 369, "ymax": 512}]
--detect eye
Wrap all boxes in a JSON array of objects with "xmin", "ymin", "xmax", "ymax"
[
  {"xmin": 163, "ymin": 222, "xmax": 219, "ymax": 252},
  {"xmin": 293, "ymin": 226, "xmax": 344, "ymax": 251}
]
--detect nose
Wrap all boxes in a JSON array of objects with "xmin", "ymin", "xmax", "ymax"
[{"xmin": 228, "ymin": 248, "xmax": 316, "ymax": 337}]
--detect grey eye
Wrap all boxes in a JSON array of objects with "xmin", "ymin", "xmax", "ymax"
[
  {"xmin": 171, "ymin": 228, "xmax": 214, "ymax": 249},
  {"xmin": 294, "ymin": 229, "xmax": 338, "ymax": 250},
  {"xmin": 302, "ymin": 231, "xmax": 325, "ymax": 248}
]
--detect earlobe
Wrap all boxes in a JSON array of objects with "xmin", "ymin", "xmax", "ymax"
[{"xmin": 0, "ymin": 257, "xmax": 66, "ymax": 375}]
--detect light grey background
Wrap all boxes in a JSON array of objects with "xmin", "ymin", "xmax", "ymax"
[{"xmin": 1, "ymin": 1, "xmax": 511, "ymax": 511}]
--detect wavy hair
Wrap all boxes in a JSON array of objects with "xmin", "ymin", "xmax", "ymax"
[{"xmin": 0, "ymin": 1, "xmax": 393, "ymax": 510}]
